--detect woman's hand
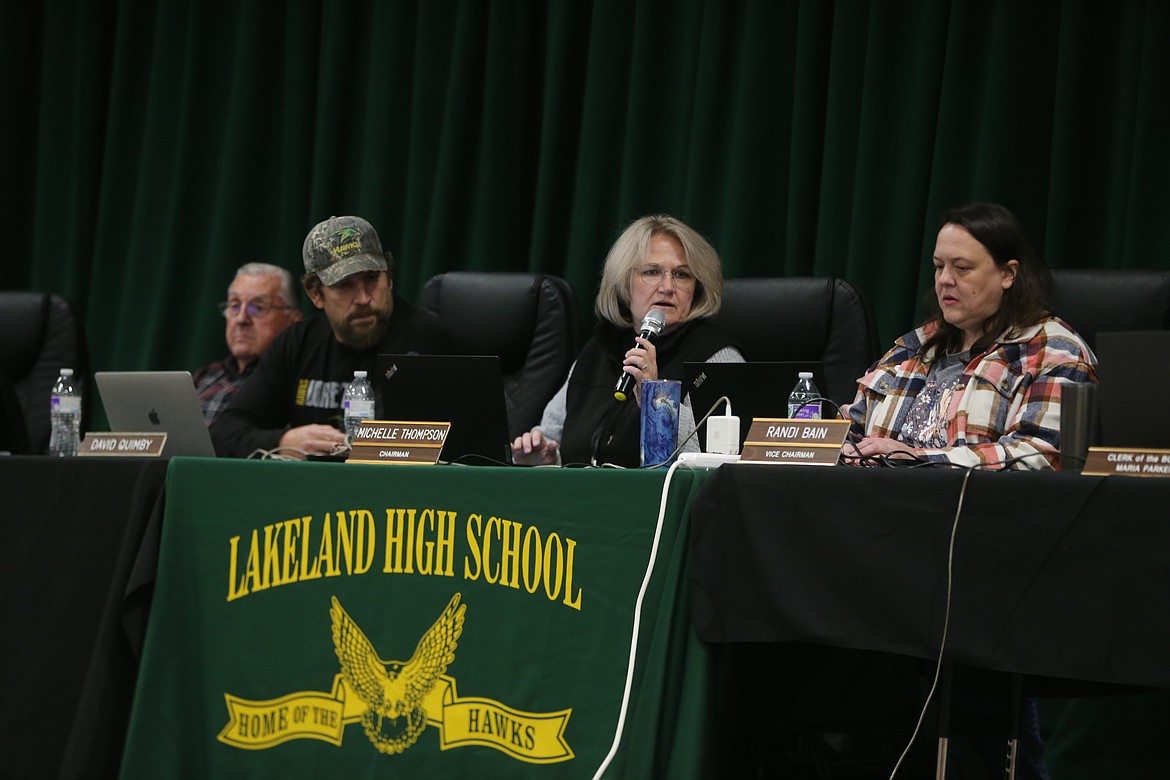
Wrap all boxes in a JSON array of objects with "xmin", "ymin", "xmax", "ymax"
[
  {"xmin": 511, "ymin": 427, "xmax": 560, "ymax": 466},
  {"xmin": 842, "ymin": 436, "xmax": 920, "ymax": 466},
  {"xmin": 622, "ymin": 336, "xmax": 659, "ymax": 406}
]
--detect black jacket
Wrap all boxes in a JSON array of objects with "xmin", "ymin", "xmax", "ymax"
[{"xmin": 560, "ymin": 319, "xmax": 736, "ymax": 467}]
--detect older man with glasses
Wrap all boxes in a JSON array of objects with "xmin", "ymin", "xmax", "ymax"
[{"xmin": 192, "ymin": 263, "xmax": 302, "ymax": 424}]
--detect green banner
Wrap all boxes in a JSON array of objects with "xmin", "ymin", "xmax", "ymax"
[{"xmin": 119, "ymin": 460, "xmax": 707, "ymax": 778}]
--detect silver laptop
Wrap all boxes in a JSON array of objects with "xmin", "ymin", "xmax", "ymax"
[{"xmin": 94, "ymin": 371, "xmax": 216, "ymax": 457}]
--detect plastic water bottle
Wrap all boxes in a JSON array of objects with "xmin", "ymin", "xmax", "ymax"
[
  {"xmin": 50, "ymin": 368, "xmax": 82, "ymax": 457},
  {"xmin": 342, "ymin": 370, "xmax": 375, "ymax": 444},
  {"xmin": 787, "ymin": 371, "xmax": 821, "ymax": 420}
]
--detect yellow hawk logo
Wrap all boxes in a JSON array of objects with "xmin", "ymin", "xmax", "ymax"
[{"xmin": 330, "ymin": 593, "xmax": 466, "ymax": 754}]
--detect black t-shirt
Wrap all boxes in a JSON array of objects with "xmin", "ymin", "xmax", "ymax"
[{"xmin": 211, "ymin": 297, "xmax": 453, "ymax": 457}]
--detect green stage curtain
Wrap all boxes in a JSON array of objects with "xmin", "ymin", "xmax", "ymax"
[{"xmin": 3, "ymin": 0, "xmax": 1168, "ymax": 374}]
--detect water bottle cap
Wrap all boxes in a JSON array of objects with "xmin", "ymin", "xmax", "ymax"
[
  {"xmin": 61, "ymin": 368, "xmax": 74, "ymax": 376},
  {"xmin": 353, "ymin": 370, "xmax": 367, "ymax": 379},
  {"xmin": 798, "ymin": 371, "xmax": 813, "ymax": 379}
]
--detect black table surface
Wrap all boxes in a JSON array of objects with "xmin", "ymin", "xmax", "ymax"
[
  {"xmin": 691, "ymin": 464, "xmax": 1170, "ymax": 690},
  {"xmin": 0, "ymin": 456, "xmax": 168, "ymax": 780}
]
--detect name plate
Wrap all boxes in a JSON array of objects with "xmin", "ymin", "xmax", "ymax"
[
  {"xmin": 739, "ymin": 418, "xmax": 850, "ymax": 466},
  {"xmin": 345, "ymin": 420, "xmax": 450, "ymax": 465},
  {"xmin": 78, "ymin": 432, "xmax": 168, "ymax": 457},
  {"xmin": 1082, "ymin": 447, "xmax": 1170, "ymax": 477}
]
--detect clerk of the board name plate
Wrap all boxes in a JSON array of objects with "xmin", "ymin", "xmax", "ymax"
[
  {"xmin": 1081, "ymin": 446, "xmax": 1170, "ymax": 478},
  {"xmin": 345, "ymin": 420, "xmax": 450, "ymax": 465},
  {"xmin": 738, "ymin": 418, "xmax": 850, "ymax": 466}
]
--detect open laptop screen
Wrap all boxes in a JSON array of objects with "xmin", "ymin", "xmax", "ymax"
[
  {"xmin": 1095, "ymin": 331, "xmax": 1170, "ymax": 449},
  {"xmin": 683, "ymin": 361, "xmax": 827, "ymax": 451},
  {"xmin": 374, "ymin": 354, "xmax": 512, "ymax": 465},
  {"xmin": 94, "ymin": 370, "xmax": 216, "ymax": 457}
]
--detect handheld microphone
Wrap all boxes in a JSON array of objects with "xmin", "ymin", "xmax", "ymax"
[{"xmin": 614, "ymin": 309, "xmax": 667, "ymax": 401}]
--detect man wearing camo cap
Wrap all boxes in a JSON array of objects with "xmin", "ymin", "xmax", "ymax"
[{"xmin": 211, "ymin": 216, "xmax": 452, "ymax": 458}]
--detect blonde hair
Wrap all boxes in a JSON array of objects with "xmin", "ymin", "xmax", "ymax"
[{"xmin": 594, "ymin": 215, "xmax": 724, "ymax": 328}]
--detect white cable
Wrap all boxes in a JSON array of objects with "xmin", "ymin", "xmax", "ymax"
[
  {"xmin": 591, "ymin": 459, "xmax": 683, "ymax": 779},
  {"xmin": 888, "ymin": 466, "xmax": 972, "ymax": 778}
]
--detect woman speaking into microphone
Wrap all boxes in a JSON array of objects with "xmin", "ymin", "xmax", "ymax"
[{"xmin": 511, "ymin": 214, "xmax": 743, "ymax": 467}]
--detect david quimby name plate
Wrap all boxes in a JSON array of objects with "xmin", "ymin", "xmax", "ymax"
[
  {"xmin": 78, "ymin": 432, "xmax": 168, "ymax": 457},
  {"xmin": 738, "ymin": 418, "xmax": 850, "ymax": 466},
  {"xmin": 345, "ymin": 420, "xmax": 450, "ymax": 465}
]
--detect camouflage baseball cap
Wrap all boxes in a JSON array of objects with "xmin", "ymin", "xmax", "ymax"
[{"xmin": 302, "ymin": 216, "xmax": 389, "ymax": 287}]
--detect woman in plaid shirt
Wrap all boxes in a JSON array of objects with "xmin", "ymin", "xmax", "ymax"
[{"xmin": 845, "ymin": 202, "xmax": 1097, "ymax": 470}]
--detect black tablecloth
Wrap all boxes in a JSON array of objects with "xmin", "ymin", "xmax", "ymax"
[
  {"xmin": 691, "ymin": 465, "xmax": 1170, "ymax": 689},
  {"xmin": 0, "ymin": 456, "xmax": 167, "ymax": 780}
]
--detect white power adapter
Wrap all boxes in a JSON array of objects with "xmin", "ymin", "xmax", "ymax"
[{"xmin": 705, "ymin": 400, "xmax": 740, "ymax": 455}]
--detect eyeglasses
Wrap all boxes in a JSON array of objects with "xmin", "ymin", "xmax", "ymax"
[
  {"xmin": 637, "ymin": 266, "xmax": 696, "ymax": 288},
  {"xmin": 218, "ymin": 300, "xmax": 293, "ymax": 319}
]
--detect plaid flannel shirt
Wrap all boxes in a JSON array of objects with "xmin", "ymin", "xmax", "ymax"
[
  {"xmin": 192, "ymin": 357, "xmax": 254, "ymax": 425},
  {"xmin": 845, "ymin": 316, "xmax": 1097, "ymax": 470}
]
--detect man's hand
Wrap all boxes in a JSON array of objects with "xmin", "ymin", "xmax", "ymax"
[{"xmin": 279, "ymin": 424, "xmax": 348, "ymax": 458}]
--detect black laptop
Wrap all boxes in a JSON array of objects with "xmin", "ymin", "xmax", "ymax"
[
  {"xmin": 1094, "ymin": 331, "xmax": 1170, "ymax": 449},
  {"xmin": 683, "ymin": 361, "xmax": 827, "ymax": 451},
  {"xmin": 374, "ymin": 354, "xmax": 512, "ymax": 465}
]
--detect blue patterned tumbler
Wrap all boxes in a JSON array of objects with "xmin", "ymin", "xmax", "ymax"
[{"xmin": 640, "ymin": 379, "xmax": 681, "ymax": 468}]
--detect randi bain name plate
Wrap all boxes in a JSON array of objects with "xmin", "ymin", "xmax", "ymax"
[
  {"xmin": 1082, "ymin": 447, "xmax": 1170, "ymax": 478},
  {"xmin": 79, "ymin": 432, "xmax": 168, "ymax": 457},
  {"xmin": 345, "ymin": 420, "xmax": 450, "ymax": 465},
  {"xmin": 739, "ymin": 418, "xmax": 850, "ymax": 466}
]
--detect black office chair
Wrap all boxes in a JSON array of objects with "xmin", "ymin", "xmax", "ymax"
[
  {"xmin": 1050, "ymin": 269, "xmax": 1170, "ymax": 460},
  {"xmin": 0, "ymin": 291, "xmax": 89, "ymax": 454},
  {"xmin": 711, "ymin": 277, "xmax": 881, "ymax": 410},
  {"xmin": 419, "ymin": 272, "xmax": 578, "ymax": 439},
  {"xmin": 0, "ymin": 369, "xmax": 29, "ymax": 453},
  {"xmin": 1050, "ymin": 268, "xmax": 1170, "ymax": 351}
]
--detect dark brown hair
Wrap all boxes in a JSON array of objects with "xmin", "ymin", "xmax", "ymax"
[{"xmin": 922, "ymin": 202, "xmax": 1052, "ymax": 355}]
